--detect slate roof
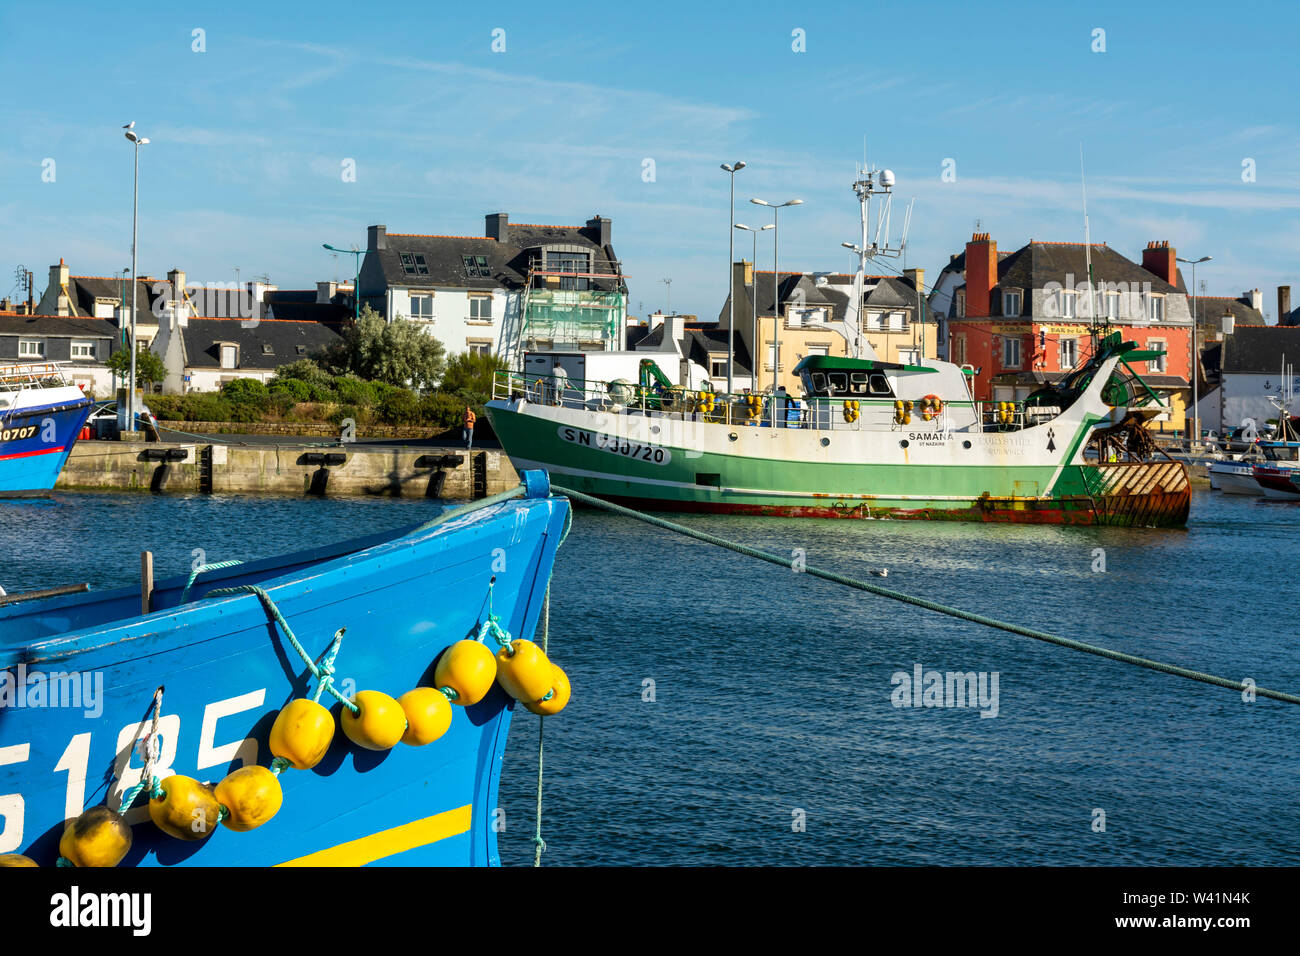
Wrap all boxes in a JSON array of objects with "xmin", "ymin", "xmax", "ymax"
[
  {"xmin": 1220, "ymin": 326, "xmax": 1300, "ymax": 375},
  {"xmin": 180, "ymin": 319, "xmax": 343, "ymax": 371},
  {"xmin": 66, "ymin": 276, "xmax": 159, "ymax": 318},
  {"xmin": 720, "ymin": 271, "xmax": 928, "ymax": 326},
  {"xmin": 1189, "ymin": 295, "xmax": 1265, "ymax": 330},
  {"xmin": 0, "ymin": 313, "xmax": 119, "ymax": 338},
  {"xmin": 363, "ymin": 219, "xmax": 622, "ymax": 294},
  {"xmin": 634, "ymin": 324, "xmax": 753, "ymax": 377},
  {"xmin": 264, "ymin": 300, "xmax": 351, "ymax": 323},
  {"xmin": 950, "ymin": 242, "xmax": 1186, "ymax": 317}
]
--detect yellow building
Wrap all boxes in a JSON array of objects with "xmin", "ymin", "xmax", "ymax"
[{"xmin": 719, "ymin": 263, "xmax": 940, "ymax": 395}]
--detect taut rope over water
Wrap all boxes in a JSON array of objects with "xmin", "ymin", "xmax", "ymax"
[{"xmin": 552, "ymin": 484, "xmax": 1300, "ymax": 707}]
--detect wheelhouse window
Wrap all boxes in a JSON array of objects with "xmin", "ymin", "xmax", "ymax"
[
  {"xmin": 19, "ymin": 339, "xmax": 45, "ymax": 358},
  {"xmin": 410, "ymin": 294, "xmax": 434, "ymax": 320}
]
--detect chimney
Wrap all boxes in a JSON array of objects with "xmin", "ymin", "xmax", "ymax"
[
  {"xmin": 1222, "ymin": 312, "xmax": 1235, "ymax": 336},
  {"xmin": 486, "ymin": 213, "xmax": 509, "ymax": 242},
  {"xmin": 50, "ymin": 259, "xmax": 71, "ymax": 315},
  {"xmin": 1, "ymin": 297, "xmax": 10, "ymax": 312},
  {"xmin": 317, "ymin": 281, "xmax": 337, "ymax": 304},
  {"xmin": 1279, "ymin": 285, "xmax": 1291, "ymax": 323},
  {"xmin": 964, "ymin": 234, "xmax": 996, "ymax": 318},
  {"xmin": 743, "ymin": 259, "xmax": 754, "ymax": 287},
  {"xmin": 904, "ymin": 267, "xmax": 925, "ymax": 295},
  {"xmin": 585, "ymin": 215, "xmax": 612, "ymax": 248},
  {"xmin": 1141, "ymin": 240, "xmax": 1177, "ymax": 286},
  {"xmin": 367, "ymin": 224, "xmax": 387, "ymax": 251},
  {"xmin": 1249, "ymin": 288, "xmax": 1263, "ymax": 312}
]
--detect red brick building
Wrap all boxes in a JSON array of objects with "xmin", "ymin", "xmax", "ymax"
[{"xmin": 935, "ymin": 234, "xmax": 1195, "ymax": 430}]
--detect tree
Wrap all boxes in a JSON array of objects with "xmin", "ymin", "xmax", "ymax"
[
  {"xmin": 442, "ymin": 350, "xmax": 506, "ymax": 399},
  {"xmin": 107, "ymin": 346, "xmax": 167, "ymax": 386},
  {"xmin": 321, "ymin": 306, "xmax": 446, "ymax": 390}
]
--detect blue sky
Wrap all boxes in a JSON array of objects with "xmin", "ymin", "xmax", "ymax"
[{"xmin": 2, "ymin": 0, "xmax": 1298, "ymax": 320}]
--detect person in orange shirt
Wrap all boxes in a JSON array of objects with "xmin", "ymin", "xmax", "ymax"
[{"xmin": 463, "ymin": 405, "xmax": 477, "ymax": 449}]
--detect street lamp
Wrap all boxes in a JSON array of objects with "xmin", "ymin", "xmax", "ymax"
[
  {"xmin": 751, "ymin": 198, "xmax": 802, "ymax": 395},
  {"xmin": 721, "ymin": 161, "xmax": 746, "ymax": 392},
  {"xmin": 123, "ymin": 123, "xmax": 149, "ymax": 435},
  {"xmin": 1177, "ymin": 254, "xmax": 1212, "ymax": 448},
  {"xmin": 735, "ymin": 223, "xmax": 773, "ymax": 390},
  {"xmin": 323, "ymin": 244, "xmax": 363, "ymax": 321}
]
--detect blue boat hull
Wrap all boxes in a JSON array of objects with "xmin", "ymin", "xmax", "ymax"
[
  {"xmin": 0, "ymin": 397, "xmax": 93, "ymax": 497},
  {"xmin": 0, "ymin": 488, "xmax": 569, "ymax": 866}
]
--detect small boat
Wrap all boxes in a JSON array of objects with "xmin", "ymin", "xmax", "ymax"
[
  {"xmin": 1212, "ymin": 441, "xmax": 1300, "ymax": 495},
  {"xmin": 0, "ymin": 362, "xmax": 94, "ymax": 497},
  {"xmin": 0, "ymin": 471, "xmax": 569, "ymax": 867},
  {"xmin": 1254, "ymin": 464, "xmax": 1300, "ymax": 500}
]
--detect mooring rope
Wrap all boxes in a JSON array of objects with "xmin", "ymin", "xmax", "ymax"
[
  {"xmin": 551, "ymin": 484, "xmax": 1300, "ymax": 707},
  {"xmin": 533, "ymin": 587, "xmax": 550, "ymax": 868}
]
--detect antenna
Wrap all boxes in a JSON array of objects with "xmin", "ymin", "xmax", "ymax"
[{"xmin": 1080, "ymin": 144, "xmax": 1100, "ymax": 348}]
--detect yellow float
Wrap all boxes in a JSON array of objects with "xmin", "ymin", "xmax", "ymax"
[
  {"xmin": 398, "ymin": 687, "xmax": 453, "ymax": 746},
  {"xmin": 524, "ymin": 664, "xmax": 571, "ymax": 716},
  {"xmin": 148, "ymin": 775, "xmax": 222, "ymax": 841},
  {"xmin": 58, "ymin": 805, "xmax": 133, "ymax": 867},
  {"xmin": 270, "ymin": 698, "xmax": 336, "ymax": 769},
  {"xmin": 495, "ymin": 639, "xmax": 554, "ymax": 703},
  {"xmin": 215, "ymin": 765, "xmax": 283, "ymax": 832},
  {"xmin": 341, "ymin": 689, "xmax": 408, "ymax": 751},
  {"xmin": 435, "ymin": 639, "xmax": 498, "ymax": 706}
]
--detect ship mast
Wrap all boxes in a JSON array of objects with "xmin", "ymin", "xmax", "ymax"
[{"xmin": 841, "ymin": 164, "xmax": 908, "ymax": 359}]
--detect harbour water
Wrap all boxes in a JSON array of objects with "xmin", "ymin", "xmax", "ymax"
[{"xmin": 3, "ymin": 490, "xmax": 1297, "ymax": 865}]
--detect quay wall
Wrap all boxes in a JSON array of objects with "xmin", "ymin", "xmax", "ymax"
[{"xmin": 56, "ymin": 441, "xmax": 519, "ymax": 499}]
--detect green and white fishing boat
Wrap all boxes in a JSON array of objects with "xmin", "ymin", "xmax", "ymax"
[{"xmin": 487, "ymin": 167, "xmax": 1188, "ymax": 527}]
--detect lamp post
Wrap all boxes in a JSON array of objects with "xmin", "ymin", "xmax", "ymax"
[
  {"xmin": 123, "ymin": 123, "xmax": 149, "ymax": 436},
  {"xmin": 323, "ymin": 244, "xmax": 363, "ymax": 321},
  {"xmin": 1177, "ymin": 255, "xmax": 1212, "ymax": 448},
  {"xmin": 734, "ymin": 223, "xmax": 772, "ymax": 390},
  {"xmin": 751, "ymin": 198, "xmax": 802, "ymax": 395},
  {"xmin": 721, "ymin": 161, "xmax": 746, "ymax": 393}
]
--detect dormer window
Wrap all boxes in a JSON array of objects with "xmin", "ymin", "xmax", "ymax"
[
  {"xmin": 219, "ymin": 343, "xmax": 238, "ymax": 369},
  {"xmin": 399, "ymin": 252, "xmax": 429, "ymax": 276},
  {"xmin": 462, "ymin": 255, "xmax": 491, "ymax": 278},
  {"xmin": 1147, "ymin": 294, "xmax": 1165, "ymax": 323},
  {"xmin": 261, "ymin": 344, "xmax": 274, "ymax": 355},
  {"xmin": 1002, "ymin": 289, "xmax": 1022, "ymax": 317}
]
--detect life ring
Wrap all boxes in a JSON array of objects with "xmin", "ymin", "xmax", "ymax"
[{"xmin": 922, "ymin": 394, "xmax": 943, "ymax": 415}]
